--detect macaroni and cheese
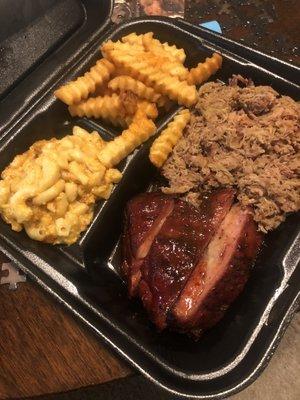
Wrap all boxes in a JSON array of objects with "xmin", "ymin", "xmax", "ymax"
[{"xmin": 0, "ymin": 126, "xmax": 122, "ymax": 244}]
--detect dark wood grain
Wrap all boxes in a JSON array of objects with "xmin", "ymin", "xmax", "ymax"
[{"xmin": 0, "ymin": 275, "xmax": 130, "ymax": 399}]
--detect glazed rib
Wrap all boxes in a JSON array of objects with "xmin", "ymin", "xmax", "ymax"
[
  {"xmin": 138, "ymin": 189, "xmax": 235, "ymax": 329},
  {"xmin": 171, "ymin": 204, "xmax": 263, "ymax": 335},
  {"xmin": 122, "ymin": 190, "xmax": 262, "ymax": 336}
]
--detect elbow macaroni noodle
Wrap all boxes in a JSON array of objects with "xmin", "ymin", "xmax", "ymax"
[{"xmin": 0, "ymin": 126, "xmax": 122, "ymax": 245}]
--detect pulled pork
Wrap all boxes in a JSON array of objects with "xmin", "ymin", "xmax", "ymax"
[{"xmin": 162, "ymin": 76, "xmax": 300, "ymax": 232}]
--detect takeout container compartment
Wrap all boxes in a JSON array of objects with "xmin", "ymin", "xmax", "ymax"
[{"xmin": 0, "ymin": 2, "xmax": 299, "ymax": 398}]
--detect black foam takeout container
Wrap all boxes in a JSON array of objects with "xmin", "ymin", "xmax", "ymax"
[{"xmin": 0, "ymin": 1, "xmax": 299, "ymax": 398}]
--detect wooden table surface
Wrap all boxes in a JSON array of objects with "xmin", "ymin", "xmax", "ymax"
[
  {"xmin": 1, "ymin": 1, "xmax": 299, "ymax": 399},
  {"xmin": 0, "ymin": 255, "xmax": 131, "ymax": 399}
]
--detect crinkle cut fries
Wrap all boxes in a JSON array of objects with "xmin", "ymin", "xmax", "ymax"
[{"xmin": 55, "ymin": 31, "xmax": 222, "ymax": 126}]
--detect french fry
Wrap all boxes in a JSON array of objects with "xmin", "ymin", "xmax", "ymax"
[
  {"xmin": 103, "ymin": 40, "xmax": 188, "ymax": 80},
  {"xmin": 160, "ymin": 59, "xmax": 188, "ymax": 80},
  {"xmin": 104, "ymin": 168, "xmax": 123, "ymax": 184},
  {"xmin": 108, "ymin": 75, "xmax": 161, "ymax": 102},
  {"xmin": 106, "ymin": 49, "xmax": 197, "ymax": 107},
  {"xmin": 98, "ymin": 110, "xmax": 156, "ymax": 168},
  {"xmin": 144, "ymin": 53, "xmax": 188, "ymax": 80},
  {"xmin": 161, "ymin": 43, "xmax": 186, "ymax": 64},
  {"xmin": 141, "ymin": 32, "xmax": 183, "ymax": 63},
  {"xmin": 72, "ymin": 125, "xmax": 91, "ymax": 136},
  {"xmin": 68, "ymin": 94, "xmax": 128, "ymax": 127},
  {"xmin": 101, "ymin": 40, "xmax": 144, "ymax": 60},
  {"xmin": 54, "ymin": 59, "xmax": 115, "ymax": 105},
  {"xmin": 148, "ymin": 36, "xmax": 186, "ymax": 64},
  {"xmin": 100, "ymin": 39, "xmax": 115, "ymax": 58},
  {"xmin": 109, "ymin": 74, "xmax": 163, "ymax": 110},
  {"xmin": 69, "ymin": 91, "xmax": 157, "ymax": 127},
  {"xmin": 187, "ymin": 53, "xmax": 223, "ymax": 85},
  {"xmin": 121, "ymin": 32, "xmax": 144, "ymax": 46},
  {"xmin": 121, "ymin": 32, "xmax": 186, "ymax": 63},
  {"xmin": 137, "ymin": 101, "xmax": 158, "ymax": 120},
  {"xmin": 149, "ymin": 109, "xmax": 190, "ymax": 168},
  {"xmin": 141, "ymin": 33, "xmax": 188, "ymax": 79}
]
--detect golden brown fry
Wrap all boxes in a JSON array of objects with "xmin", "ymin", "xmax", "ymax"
[
  {"xmin": 187, "ymin": 53, "xmax": 223, "ymax": 85},
  {"xmin": 69, "ymin": 91, "xmax": 157, "ymax": 127},
  {"xmin": 100, "ymin": 39, "xmax": 115, "ymax": 57},
  {"xmin": 109, "ymin": 73, "xmax": 164, "ymax": 111},
  {"xmin": 105, "ymin": 38, "xmax": 187, "ymax": 80},
  {"xmin": 141, "ymin": 32, "xmax": 182, "ymax": 62},
  {"xmin": 141, "ymin": 33, "xmax": 188, "ymax": 79},
  {"xmin": 101, "ymin": 40, "xmax": 144, "ymax": 60},
  {"xmin": 108, "ymin": 75, "xmax": 160, "ymax": 102},
  {"xmin": 121, "ymin": 32, "xmax": 186, "ymax": 63},
  {"xmin": 161, "ymin": 43, "xmax": 186, "ymax": 64},
  {"xmin": 106, "ymin": 48, "xmax": 197, "ymax": 107},
  {"xmin": 54, "ymin": 59, "xmax": 115, "ymax": 105},
  {"xmin": 98, "ymin": 111, "xmax": 156, "ymax": 168},
  {"xmin": 161, "ymin": 59, "xmax": 188, "ymax": 80},
  {"xmin": 137, "ymin": 100, "xmax": 158, "ymax": 120},
  {"xmin": 104, "ymin": 168, "xmax": 123, "ymax": 184},
  {"xmin": 68, "ymin": 94, "xmax": 128, "ymax": 127},
  {"xmin": 149, "ymin": 109, "xmax": 190, "ymax": 168},
  {"xmin": 121, "ymin": 32, "xmax": 144, "ymax": 46}
]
